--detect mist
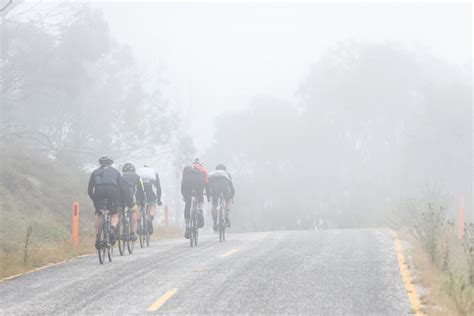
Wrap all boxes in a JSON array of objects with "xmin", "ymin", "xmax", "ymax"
[{"xmin": 1, "ymin": 1, "xmax": 472, "ymax": 230}]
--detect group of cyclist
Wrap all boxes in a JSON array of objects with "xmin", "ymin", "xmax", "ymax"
[{"xmin": 87, "ymin": 156, "xmax": 235, "ymax": 250}]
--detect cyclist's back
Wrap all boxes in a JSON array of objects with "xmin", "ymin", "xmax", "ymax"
[
  {"xmin": 181, "ymin": 158, "xmax": 210, "ymax": 238},
  {"xmin": 137, "ymin": 165, "xmax": 161, "ymax": 205},
  {"xmin": 88, "ymin": 164, "xmax": 122, "ymax": 213},
  {"xmin": 136, "ymin": 164, "xmax": 162, "ymax": 234},
  {"xmin": 208, "ymin": 164, "xmax": 235, "ymax": 230}
]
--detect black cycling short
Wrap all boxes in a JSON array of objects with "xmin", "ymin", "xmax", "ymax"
[
  {"xmin": 210, "ymin": 178, "xmax": 232, "ymax": 207},
  {"xmin": 93, "ymin": 184, "xmax": 120, "ymax": 215},
  {"xmin": 143, "ymin": 182, "xmax": 157, "ymax": 204}
]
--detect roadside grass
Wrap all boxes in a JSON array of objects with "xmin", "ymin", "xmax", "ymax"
[
  {"xmin": 0, "ymin": 225, "xmax": 182, "ymax": 280},
  {"xmin": 408, "ymin": 228, "xmax": 473, "ymax": 316},
  {"xmin": 402, "ymin": 232, "xmax": 460, "ymax": 315},
  {"xmin": 0, "ymin": 146, "xmax": 93, "ymax": 279},
  {"xmin": 152, "ymin": 226, "xmax": 182, "ymax": 241}
]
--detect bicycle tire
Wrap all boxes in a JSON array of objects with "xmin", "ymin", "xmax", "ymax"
[
  {"xmin": 127, "ymin": 211, "xmax": 135, "ymax": 254},
  {"xmin": 193, "ymin": 214, "xmax": 198, "ymax": 247},
  {"xmin": 139, "ymin": 215, "xmax": 145, "ymax": 248},
  {"xmin": 118, "ymin": 215, "xmax": 125, "ymax": 256},
  {"xmin": 144, "ymin": 215, "xmax": 150, "ymax": 247},
  {"xmin": 98, "ymin": 221, "xmax": 106, "ymax": 264},
  {"xmin": 107, "ymin": 243, "xmax": 113, "ymax": 262}
]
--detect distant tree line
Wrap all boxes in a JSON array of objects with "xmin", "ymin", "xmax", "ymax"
[
  {"xmin": 206, "ymin": 43, "xmax": 471, "ymax": 231},
  {"xmin": 0, "ymin": 3, "xmax": 194, "ymax": 167}
]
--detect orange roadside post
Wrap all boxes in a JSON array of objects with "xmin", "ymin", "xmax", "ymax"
[
  {"xmin": 164, "ymin": 205, "xmax": 169, "ymax": 227},
  {"xmin": 72, "ymin": 202, "xmax": 79, "ymax": 248},
  {"xmin": 458, "ymin": 194, "xmax": 465, "ymax": 240}
]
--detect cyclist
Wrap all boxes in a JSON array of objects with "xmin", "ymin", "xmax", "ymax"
[
  {"xmin": 88, "ymin": 156, "xmax": 122, "ymax": 250},
  {"xmin": 209, "ymin": 164, "xmax": 235, "ymax": 231},
  {"xmin": 181, "ymin": 158, "xmax": 210, "ymax": 239},
  {"xmin": 120, "ymin": 162, "xmax": 146, "ymax": 241},
  {"xmin": 137, "ymin": 164, "xmax": 162, "ymax": 234}
]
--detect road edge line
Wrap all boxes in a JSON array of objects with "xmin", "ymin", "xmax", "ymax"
[{"xmin": 392, "ymin": 232, "xmax": 424, "ymax": 315}]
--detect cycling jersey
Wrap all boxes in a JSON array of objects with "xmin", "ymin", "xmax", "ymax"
[
  {"xmin": 181, "ymin": 163, "xmax": 210, "ymax": 220},
  {"xmin": 121, "ymin": 172, "xmax": 145, "ymax": 208},
  {"xmin": 209, "ymin": 170, "xmax": 235, "ymax": 206},
  {"xmin": 88, "ymin": 166, "xmax": 122, "ymax": 214},
  {"xmin": 137, "ymin": 166, "xmax": 162, "ymax": 205}
]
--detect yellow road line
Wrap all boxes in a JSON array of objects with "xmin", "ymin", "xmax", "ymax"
[
  {"xmin": 221, "ymin": 248, "xmax": 239, "ymax": 257},
  {"xmin": 147, "ymin": 288, "xmax": 177, "ymax": 312},
  {"xmin": 393, "ymin": 235, "xmax": 423, "ymax": 315}
]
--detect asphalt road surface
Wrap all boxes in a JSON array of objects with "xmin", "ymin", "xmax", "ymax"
[{"xmin": 0, "ymin": 229, "xmax": 411, "ymax": 314}]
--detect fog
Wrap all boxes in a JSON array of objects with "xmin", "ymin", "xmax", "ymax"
[
  {"xmin": 96, "ymin": 2, "xmax": 471, "ymax": 149},
  {"xmin": 0, "ymin": 1, "xmax": 472, "ymax": 231}
]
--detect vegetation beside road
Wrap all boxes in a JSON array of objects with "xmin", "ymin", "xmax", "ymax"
[{"xmin": 394, "ymin": 188, "xmax": 473, "ymax": 315}]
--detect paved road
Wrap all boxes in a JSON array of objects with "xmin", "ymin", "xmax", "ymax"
[{"xmin": 0, "ymin": 229, "xmax": 410, "ymax": 314}]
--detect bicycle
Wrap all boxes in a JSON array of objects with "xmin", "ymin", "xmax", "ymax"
[
  {"xmin": 118, "ymin": 206, "xmax": 135, "ymax": 255},
  {"xmin": 97, "ymin": 204, "xmax": 114, "ymax": 264},
  {"xmin": 138, "ymin": 204, "xmax": 150, "ymax": 248},
  {"xmin": 217, "ymin": 193, "xmax": 226, "ymax": 242},
  {"xmin": 188, "ymin": 191, "xmax": 199, "ymax": 247}
]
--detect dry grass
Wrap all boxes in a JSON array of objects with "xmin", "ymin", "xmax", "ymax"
[
  {"xmin": 0, "ymin": 226, "xmax": 183, "ymax": 280},
  {"xmin": 0, "ymin": 236, "xmax": 95, "ymax": 279},
  {"xmin": 400, "ymin": 231, "xmax": 473, "ymax": 315},
  {"xmin": 152, "ymin": 225, "xmax": 183, "ymax": 240}
]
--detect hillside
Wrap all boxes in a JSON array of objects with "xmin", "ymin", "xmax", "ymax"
[{"xmin": 0, "ymin": 147, "xmax": 94, "ymax": 278}]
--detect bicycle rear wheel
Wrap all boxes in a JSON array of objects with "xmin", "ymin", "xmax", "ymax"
[
  {"xmin": 146, "ymin": 228, "xmax": 150, "ymax": 247},
  {"xmin": 117, "ymin": 215, "xmax": 125, "ymax": 256},
  {"xmin": 144, "ymin": 215, "xmax": 150, "ymax": 247},
  {"xmin": 97, "ymin": 222, "xmax": 107, "ymax": 264},
  {"xmin": 189, "ymin": 210, "xmax": 195, "ymax": 247},
  {"xmin": 193, "ymin": 214, "xmax": 198, "ymax": 247},
  {"xmin": 107, "ymin": 243, "xmax": 113, "ymax": 262},
  {"xmin": 219, "ymin": 208, "xmax": 225, "ymax": 242},
  {"xmin": 139, "ymin": 216, "xmax": 145, "ymax": 248},
  {"xmin": 127, "ymin": 212, "xmax": 135, "ymax": 254}
]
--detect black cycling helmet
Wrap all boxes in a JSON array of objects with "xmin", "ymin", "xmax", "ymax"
[
  {"xmin": 99, "ymin": 156, "xmax": 113, "ymax": 166},
  {"xmin": 193, "ymin": 158, "xmax": 202, "ymax": 165},
  {"xmin": 122, "ymin": 162, "xmax": 135, "ymax": 172},
  {"xmin": 216, "ymin": 164, "xmax": 227, "ymax": 171}
]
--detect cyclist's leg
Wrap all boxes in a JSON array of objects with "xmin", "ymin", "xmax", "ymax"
[
  {"xmin": 183, "ymin": 189, "xmax": 192, "ymax": 238},
  {"xmin": 145, "ymin": 203, "xmax": 156, "ymax": 234},
  {"xmin": 130, "ymin": 205, "xmax": 138, "ymax": 234},
  {"xmin": 143, "ymin": 183, "xmax": 157, "ymax": 220},
  {"xmin": 196, "ymin": 185, "xmax": 205, "ymax": 228},
  {"xmin": 93, "ymin": 188, "xmax": 107, "ymax": 249},
  {"xmin": 106, "ymin": 186, "xmax": 120, "ymax": 243},
  {"xmin": 95, "ymin": 210, "xmax": 104, "ymax": 249}
]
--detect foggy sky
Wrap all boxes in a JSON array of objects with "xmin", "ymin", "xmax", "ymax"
[{"xmin": 95, "ymin": 1, "xmax": 472, "ymax": 152}]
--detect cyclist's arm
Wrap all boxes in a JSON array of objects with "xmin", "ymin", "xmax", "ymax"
[
  {"xmin": 87, "ymin": 173, "xmax": 95, "ymax": 200},
  {"xmin": 137, "ymin": 178, "xmax": 145, "ymax": 205},
  {"xmin": 155, "ymin": 173, "xmax": 162, "ymax": 205},
  {"xmin": 228, "ymin": 173, "xmax": 235, "ymax": 198},
  {"xmin": 180, "ymin": 169, "xmax": 186, "ymax": 196}
]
